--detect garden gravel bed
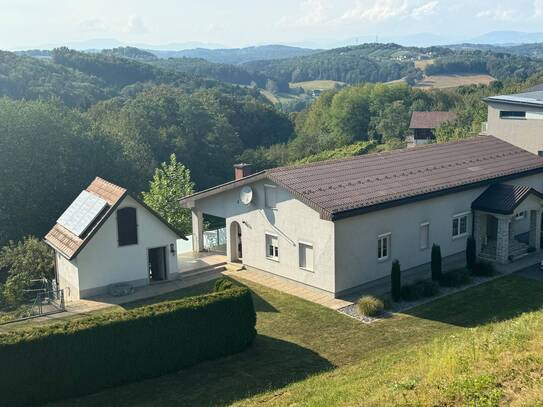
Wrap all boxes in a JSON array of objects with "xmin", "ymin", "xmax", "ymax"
[{"xmin": 338, "ymin": 272, "xmax": 504, "ymax": 323}]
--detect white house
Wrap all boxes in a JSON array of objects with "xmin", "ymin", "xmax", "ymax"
[
  {"xmin": 181, "ymin": 136, "xmax": 543, "ymax": 298},
  {"xmin": 45, "ymin": 177, "xmax": 182, "ymax": 300}
]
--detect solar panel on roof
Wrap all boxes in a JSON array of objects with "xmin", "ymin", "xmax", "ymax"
[{"xmin": 57, "ymin": 190, "xmax": 108, "ymax": 237}]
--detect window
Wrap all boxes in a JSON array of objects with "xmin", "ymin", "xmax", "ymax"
[
  {"xmin": 515, "ymin": 211, "xmax": 526, "ymax": 220},
  {"xmin": 377, "ymin": 233, "xmax": 391, "ymax": 261},
  {"xmin": 500, "ymin": 111, "xmax": 526, "ymax": 119},
  {"xmin": 299, "ymin": 242, "xmax": 314, "ymax": 271},
  {"xmin": 266, "ymin": 234, "xmax": 279, "ymax": 261},
  {"xmin": 420, "ymin": 223, "xmax": 430, "ymax": 250},
  {"xmin": 117, "ymin": 207, "xmax": 138, "ymax": 246},
  {"xmin": 452, "ymin": 213, "xmax": 469, "ymax": 238},
  {"xmin": 264, "ymin": 185, "xmax": 277, "ymax": 209}
]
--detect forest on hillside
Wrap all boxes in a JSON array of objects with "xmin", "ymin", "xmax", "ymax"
[{"xmin": 1, "ymin": 43, "xmax": 543, "ymax": 248}]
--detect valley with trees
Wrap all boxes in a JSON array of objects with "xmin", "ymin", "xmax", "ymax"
[{"xmin": 2, "ymin": 39, "xmax": 543, "ymax": 316}]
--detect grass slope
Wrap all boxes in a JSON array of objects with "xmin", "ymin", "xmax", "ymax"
[{"xmin": 43, "ymin": 274, "xmax": 543, "ymax": 406}]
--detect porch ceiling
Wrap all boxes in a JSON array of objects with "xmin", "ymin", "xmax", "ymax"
[{"xmin": 472, "ymin": 183, "xmax": 543, "ymax": 215}]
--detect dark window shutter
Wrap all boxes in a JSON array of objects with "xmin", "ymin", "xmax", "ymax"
[{"xmin": 117, "ymin": 207, "xmax": 138, "ymax": 246}]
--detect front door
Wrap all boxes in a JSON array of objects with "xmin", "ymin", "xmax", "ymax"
[{"xmin": 148, "ymin": 247, "xmax": 167, "ymax": 282}]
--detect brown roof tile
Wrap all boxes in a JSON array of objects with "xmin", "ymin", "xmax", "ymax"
[
  {"xmin": 181, "ymin": 136, "xmax": 543, "ymax": 221},
  {"xmin": 472, "ymin": 184, "xmax": 543, "ymax": 214},
  {"xmin": 409, "ymin": 111, "xmax": 457, "ymax": 129}
]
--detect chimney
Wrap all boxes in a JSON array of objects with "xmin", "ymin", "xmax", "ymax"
[{"xmin": 234, "ymin": 163, "xmax": 252, "ymax": 180}]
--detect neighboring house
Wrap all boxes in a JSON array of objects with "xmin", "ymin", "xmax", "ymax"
[
  {"xmin": 181, "ymin": 136, "xmax": 543, "ymax": 298},
  {"xmin": 483, "ymin": 90, "xmax": 543, "ymax": 155},
  {"xmin": 45, "ymin": 177, "xmax": 183, "ymax": 300},
  {"xmin": 408, "ymin": 111, "xmax": 458, "ymax": 146}
]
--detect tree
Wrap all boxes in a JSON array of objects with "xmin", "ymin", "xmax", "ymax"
[
  {"xmin": 466, "ymin": 236, "xmax": 476, "ymax": 270},
  {"xmin": 142, "ymin": 154, "xmax": 195, "ymax": 236},
  {"xmin": 431, "ymin": 244, "xmax": 442, "ymax": 281},
  {"xmin": 375, "ymin": 101, "xmax": 411, "ymax": 142},
  {"xmin": 0, "ymin": 237, "xmax": 54, "ymax": 306},
  {"xmin": 391, "ymin": 260, "xmax": 401, "ymax": 302}
]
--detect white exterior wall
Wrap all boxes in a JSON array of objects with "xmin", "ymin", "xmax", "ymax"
[
  {"xmin": 334, "ymin": 173, "xmax": 543, "ymax": 293},
  {"xmin": 56, "ymin": 252, "xmax": 80, "ymax": 301},
  {"xmin": 61, "ymin": 196, "xmax": 180, "ymax": 299},
  {"xmin": 194, "ymin": 180, "xmax": 336, "ymax": 293},
  {"xmin": 486, "ymin": 102, "xmax": 543, "ymax": 155}
]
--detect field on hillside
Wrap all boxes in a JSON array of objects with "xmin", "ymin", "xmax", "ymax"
[
  {"xmin": 414, "ymin": 74, "xmax": 496, "ymax": 89},
  {"xmin": 415, "ymin": 59, "xmax": 434, "ymax": 70},
  {"xmin": 290, "ymin": 80, "xmax": 345, "ymax": 91},
  {"xmin": 45, "ymin": 273, "xmax": 543, "ymax": 407}
]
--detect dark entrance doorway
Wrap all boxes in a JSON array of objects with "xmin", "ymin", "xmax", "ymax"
[{"xmin": 148, "ymin": 247, "xmax": 167, "ymax": 282}]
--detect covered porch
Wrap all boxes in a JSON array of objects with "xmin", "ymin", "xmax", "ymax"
[{"xmin": 473, "ymin": 184, "xmax": 543, "ymax": 264}]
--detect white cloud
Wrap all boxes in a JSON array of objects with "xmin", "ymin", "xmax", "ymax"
[
  {"xmin": 78, "ymin": 18, "xmax": 109, "ymax": 33},
  {"xmin": 342, "ymin": 0, "xmax": 409, "ymax": 22},
  {"xmin": 277, "ymin": 0, "xmax": 333, "ymax": 27},
  {"xmin": 412, "ymin": 1, "xmax": 439, "ymax": 18},
  {"xmin": 476, "ymin": 7, "xmax": 518, "ymax": 21},
  {"xmin": 535, "ymin": 0, "xmax": 543, "ymax": 16},
  {"xmin": 341, "ymin": 0, "xmax": 439, "ymax": 22},
  {"xmin": 125, "ymin": 15, "xmax": 148, "ymax": 35}
]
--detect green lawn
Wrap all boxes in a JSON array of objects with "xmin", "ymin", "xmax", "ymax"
[{"xmin": 46, "ymin": 274, "xmax": 543, "ymax": 406}]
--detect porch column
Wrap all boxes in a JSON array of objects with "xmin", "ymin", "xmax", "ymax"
[
  {"xmin": 496, "ymin": 216, "xmax": 511, "ymax": 264},
  {"xmin": 191, "ymin": 208, "xmax": 204, "ymax": 253}
]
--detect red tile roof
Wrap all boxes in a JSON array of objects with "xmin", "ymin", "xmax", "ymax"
[
  {"xmin": 409, "ymin": 111, "xmax": 457, "ymax": 129},
  {"xmin": 181, "ymin": 136, "xmax": 543, "ymax": 221},
  {"xmin": 46, "ymin": 177, "xmax": 185, "ymax": 259},
  {"xmin": 45, "ymin": 177, "xmax": 126, "ymax": 259}
]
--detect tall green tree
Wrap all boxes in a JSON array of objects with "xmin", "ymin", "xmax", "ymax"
[
  {"xmin": 0, "ymin": 237, "xmax": 54, "ymax": 306},
  {"xmin": 142, "ymin": 154, "xmax": 195, "ymax": 236}
]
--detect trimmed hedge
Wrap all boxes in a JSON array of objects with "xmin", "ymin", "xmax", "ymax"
[
  {"xmin": 439, "ymin": 268, "xmax": 471, "ymax": 287},
  {"xmin": 214, "ymin": 277, "xmax": 236, "ymax": 292},
  {"xmin": 0, "ymin": 287, "xmax": 256, "ymax": 406}
]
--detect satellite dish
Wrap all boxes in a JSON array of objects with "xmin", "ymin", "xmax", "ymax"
[{"xmin": 239, "ymin": 186, "xmax": 253, "ymax": 205}]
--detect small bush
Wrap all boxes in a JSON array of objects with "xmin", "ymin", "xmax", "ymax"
[
  {"xmin": 431, "ymin": 244, "xmax": 442, "ymax": 281},
  {"xmin": 357, "ymin": 296, "xmax": 385, "ymax": 317},
  {"xmin": 391, "ymin": 260, "xmax": 401, "ymax": 302},
  {"xmin": 401, "ymin": 283, "xmax": 425, "ymax": 301},
  {"xmin": 439, "ymin": 268, "xmax": 471, "ymax": 287},
  {"xmin": 466, "ymin": 236, "xmax": 476, "ymax": 270},
  {"xmin": 214, "ymin": 277, "xmax": 236, "ymax": 292},
  {"xmin": 419, "ymin": 280, "xmax": 440, "ymax": 297},
  {"xmin": 470, "ymin": 261, "xmax": 495, "ymax": 277}
]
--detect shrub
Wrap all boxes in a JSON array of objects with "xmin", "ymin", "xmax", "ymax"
[
  {"xmin": 357, "ymin": 296, "xmax": 385, "ymax": 317},
  {"xmin": 470, "ymin": 261, "xmax": 495, "ymax": 277},
  {"xmin": 419, "ymin": 280, "xmax": 440, "ymax": 297},
  {"xmin": 0, "ymin": 287, "xmax": 256, "ymax": 406},
  {"xmin": 431, "ymin": 244, "xmax": 442, "ymax": 281},
  {"xmin": 439, "ymin": 268, "xmax": 471, "ymax": 287},
  {"xmin": 400, "ymin": 280, "xmax": 439, "ymax": 301},
  {"xmin": 466, "ymin": 236, "xmax": 476, "ymax": 270},
  {"xmin": 401, "ymin": 283, "xmax": 425, "ymax": 301},
  {"xmin": 391, "ymin": 260, "xmax": 401, "ymax": 302},
  {"xmin": 214, "ymin": 277, "xmax": 236, "ymax": 292}
]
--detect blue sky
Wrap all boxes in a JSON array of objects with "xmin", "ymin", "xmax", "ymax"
[{"xmin": 2, "ymin": 0, "xmax": 543, "ymax": 49}]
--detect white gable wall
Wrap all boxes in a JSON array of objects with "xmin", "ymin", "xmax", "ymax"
[
  {"xmin": 334, "ymin": 173, "xmax": 543, "ymax": 293},
  {"xmin": 194, "ymin": 179, "xmax": 336, "ymax": 293},
  {"xmin": 73, "ymin": 195, "xmax": 179, "ymax": 298},
  {"xmin": 56, "ymin": 252, "xmax": 80, "ymax": 301}
]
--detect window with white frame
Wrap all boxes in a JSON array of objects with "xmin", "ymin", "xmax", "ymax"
[
  {"xmin": 420, "ymin": 222, "xmax": 430, "ymax": 250},
  {"xmin": 377, "ymin": 233, "xmax": 391, "ymax": 261},
  {"xmin": 264, "ymin": 185, "xmax": 277, "ymax": 209},
  {"xmin": 514, "ymin": 211, "xmax": 526, "ymax": 220},
  {"xmin": 299, "ymin": 242, "xmax": 314, "ymax": 271},
  {"xmin": 265, "ymin": 233, "xmax": 279, "ymax": 261},
  {"xmin": 452, "ymin": 213, "xmax": 469, "ymax": 238}
]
